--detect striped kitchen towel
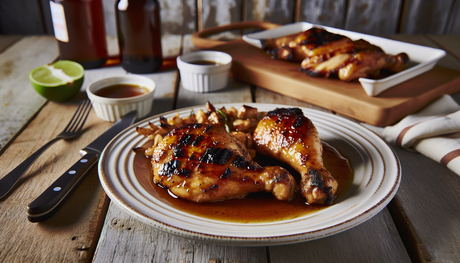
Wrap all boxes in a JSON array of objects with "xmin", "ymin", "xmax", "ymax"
[{"xmin": 363, "ymin": 95, "xmax": 460, "ymax": 176}]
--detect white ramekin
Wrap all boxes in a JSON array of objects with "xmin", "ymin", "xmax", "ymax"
[
  {"xmin": 86, "ymin": 75, "xmax": 155, "ymax": 122},
  {"xmin": 177, "ymin": 51, "xmax": 232, "ymax": 93}
]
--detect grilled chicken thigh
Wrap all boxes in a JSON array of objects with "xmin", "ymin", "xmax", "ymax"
[
  {"xmin": 253, "ymin": 108, "xmax": 338, "ymax": 205},
  {"xmin": 151, "ymin": 123, "xmax": 296, "ymax": 203}
]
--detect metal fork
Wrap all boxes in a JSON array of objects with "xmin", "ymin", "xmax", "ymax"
[{"xmin": 0, "ymin": 100, "xmax": 92, "ymax": 199}]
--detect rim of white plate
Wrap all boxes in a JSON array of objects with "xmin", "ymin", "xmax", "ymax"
[{"xmin": 98, "ymin": 103, "xmax": 401, "ymax": 246}]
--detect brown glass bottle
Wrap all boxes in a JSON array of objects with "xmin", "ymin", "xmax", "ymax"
[
  {"xmin": 49, "ymin": 0, "xmax": 108, "ymax": 69},
  {"xmin": 116, "ymin": 0, "xmax": 163, "ymax": 73}
]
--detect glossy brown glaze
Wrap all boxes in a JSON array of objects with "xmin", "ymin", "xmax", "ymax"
[
  {"xmin": 134, "ymin": 141, "xmax": 353, "ymax": 223},
  {"xmin": 253, "ymin": 108, "xmax": 338, "ymax": 205}
]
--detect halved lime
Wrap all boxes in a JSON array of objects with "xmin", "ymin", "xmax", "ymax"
[{"xmin": 29, "ymin": 60, "xmax": 85, "ymax": 102}]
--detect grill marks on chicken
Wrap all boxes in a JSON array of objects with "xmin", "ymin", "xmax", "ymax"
[
  {"xmin": 253, "ymin": 108, "xmax": 338, "ymax": 205},
  {"xmin": 262, "ymin": 27, "xmax": 409, "ymax": 82},
  {"xmin": 151, "ymin": 123, "xmax": 296, "ymax": 203},
  {"xmin": 137, "ymin": 103, "xmax": 341, "ymax": 206}
]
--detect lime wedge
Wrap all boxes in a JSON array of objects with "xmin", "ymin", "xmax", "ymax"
[
  {"xmin": 30, "ymin": 60, "xmax": 84, "ymax": 86},
  {"xmin": 29, "ymin": 60, "xmax": 85, "ymax": 102}
]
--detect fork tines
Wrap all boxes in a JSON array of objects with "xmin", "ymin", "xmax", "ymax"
[{"xmin": 65, "ymin": 100, "xmax": 92, "ymax": 133}]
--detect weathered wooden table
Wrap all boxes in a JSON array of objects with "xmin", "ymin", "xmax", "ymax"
[{"xmin": 0, "ymin": 33, "xmax": 459, "ymax": 263}]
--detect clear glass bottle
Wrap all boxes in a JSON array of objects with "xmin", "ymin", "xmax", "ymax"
[
  {"xmin": 116, "ymin": 0, "xmax": 163, "ymax": 73},
  {"xmin": 49, "ymin": 0, "xmax": 108, "ymax": 69}
]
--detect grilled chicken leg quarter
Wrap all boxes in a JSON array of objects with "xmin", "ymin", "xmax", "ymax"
[
  {"xmin": 151, "ymin": 123, "xmax": 296, "ymax": 203},
  {"xmin": 253, "ymin": 108, "xmax": 338, "ymax": 205}
]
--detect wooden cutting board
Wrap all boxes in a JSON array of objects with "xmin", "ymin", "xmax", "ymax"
[{"xmin": 210, "ymin": 39, "xmax": 460, "ymax": 127}]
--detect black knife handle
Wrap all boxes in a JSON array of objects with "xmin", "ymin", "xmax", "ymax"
[{"xmin": 27, "ymin": 152, "xmax": 99, "ymax": 222}]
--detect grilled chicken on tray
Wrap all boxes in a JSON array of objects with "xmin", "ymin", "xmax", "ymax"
[
  {"xmin": 135, "ymin": 102, "xmax": 338, "ymax": 205},
  {"xmin": 262, "ymin": 27, "xmax": 409, "ymax": 81}
]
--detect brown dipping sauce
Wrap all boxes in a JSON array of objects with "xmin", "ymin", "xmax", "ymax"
[
  {"xmin": 94, "ymin": 84, "xmax": 149, "ymax": 98},
  {"xmin": 133, "ymin": 142, "xmax": 353, "ymax": 223},
  {"xmin": 188, "ymin": 60, "xmax": 223, "ymax": 66}
]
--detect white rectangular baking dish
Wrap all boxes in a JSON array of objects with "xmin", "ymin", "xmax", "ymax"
[{"xmin": 242, "ymin": 22, "xmax": 446, "ymax": 96}]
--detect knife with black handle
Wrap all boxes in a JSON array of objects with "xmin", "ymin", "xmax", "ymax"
[{"xmin": 27, "ymin": 110, "xmax": 138, "ymax": 222}]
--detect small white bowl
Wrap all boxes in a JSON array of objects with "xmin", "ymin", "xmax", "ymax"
[
  {"xmin": 177, "ymin": 51, "xmax": 232, "ymax": 93},
  {"xmin": 86, "ymin": 75, "xmax": 155, "ymax": 122}
]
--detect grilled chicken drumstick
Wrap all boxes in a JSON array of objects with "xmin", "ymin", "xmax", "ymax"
[
  {"xmin": 253, "ymin": 108, "xmax": 338, "ymax": 205},
  {"xmin": 151, "ymin": 123, "xmax": 296, "ymax": 203}
]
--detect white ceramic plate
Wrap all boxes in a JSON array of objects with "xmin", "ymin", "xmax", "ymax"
[
  {"xmin": 99, "ymin": 103, "xmax": 401, "ymax": 246},
  {"xmin": 242, "ymin": 22, "xmax": 446, "ymax": 96}
]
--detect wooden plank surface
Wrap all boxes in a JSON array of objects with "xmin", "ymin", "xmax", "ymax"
[
  {"xmin": 344, "ymin": 0, "xmax": 403, "ymax": 35},
  {"xmin": 0, "ymin": 0, "xmax": 46, "ymax": 34},
  {"xmin": 3, "ymin": 0, "xmax": 460, "ymax": 36},
  {"xmin": 0, "ymin": 33, "xmax": 180, "ymax": 262},
  {"xmin": 0, "ymin": 64, "xmax": 124, "ymax": 262},
  {"xmin": 244, "ymin": 0, "xmax": 296, "ymax": 25},
  {"xmin": 270, "ymin": 211, "xmax": 409, "ymax": 262},
  {"xmin": 400, "ymin": 0, "xmax": 455, "ymax": 34},
  {"xmin": 0, "ymin": 102, "xmax": 112, "ymax": 262},
  {"xmin": 200, "ymin": 0, "xmax": 242, "ymax": 31},
  {"xmin": 1, "ymin": 33, "xmax": 459, "ymax": 263},
  {"xmin": 427, "ymin": 35, "xmax": 460, "ymax": 63},
  {"xmin": 446, "ymin": 0, "xmax": 460, "ymax": 34},
  {"xmin": 297, "ymin": 0, "xmax": 347, "ymax": 29},
  {"xmin": 159, "ymin": 0, "xmax": 197, "ymax": 35},
  {"xmin": 0, "ymin": 35, "xmax": 21, "ymax": 53},
  {"xmin": 389, "ymin": 147, "xmax": 460, "ymax": 263},
  {"xmin": 382, "ymin": 35, "xmax": 460, "ymax": 263},
  {"xmin": 0, "ymin": 36, "xmax": 57, "ymax": 152}
]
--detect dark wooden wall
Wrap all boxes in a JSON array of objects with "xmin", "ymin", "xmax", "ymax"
[{"xmin": 1, "ymin": 0, "xmax": 459, "ymax": 36}]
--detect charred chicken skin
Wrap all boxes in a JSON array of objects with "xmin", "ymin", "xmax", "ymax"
[
  {"xmin": 253, "ymin": 108, "xmax": 338, "ymax": 205},
  {"xmin": 262, "ymin": 27, "xmax": 349, "ymax": 62},
  {"xmin": 262, "ymin": 27, "xmax": 409, "ymax": 81},
  {"xmin": 151, "ymin": 123, "xmax": 296, "ymax": 203}
]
